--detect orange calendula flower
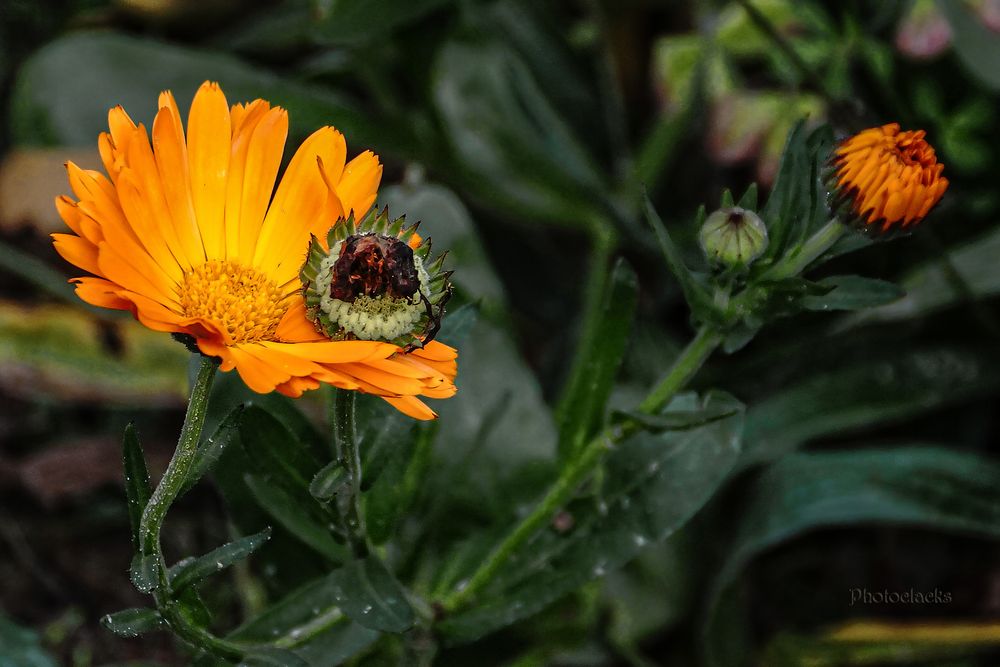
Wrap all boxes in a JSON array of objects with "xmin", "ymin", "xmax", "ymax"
[
  {"xmin": 831, "ymin": 123, "xmax": 948, "ymax": 233},
  {"xmin": 52, "ymin": 81, "xmax": 456, "ymax": 420}
]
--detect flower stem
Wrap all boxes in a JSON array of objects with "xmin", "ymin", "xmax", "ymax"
[
  {"xmin": 637, "ymin": 327, "xmax": 722, "ymax": 414},
  {"xmin": 762, "ymin": 218, "xmax": 848, "ymax": 282},
  {"xmin": 330, "ymin": 388, "xmax": 368, "ymax": 557},
  {"xmin": 140, "ymin": 355, "xmax": 216, "ymax": 584},
  {"xmin": 135, "ymin": 356, "xmax": 253, "ymax": 660},
  {"xmin": 441, "ymin": 326, "xmax": 720, "ymax": 612}
]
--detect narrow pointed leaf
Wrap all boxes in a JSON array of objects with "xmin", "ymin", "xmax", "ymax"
[
  {"xmin": 240, "ymin": 406, "xmax": 321, "ymax": 491},
  {"xmin": 129, "ymin": 553, "xmax": 159, "ymax": 594},
  {"xmin": 122, "ymin": 423, "xmax": 151, "ymax": 550},
  {"xmin": 330, "ymin": 557, "xmax": 415, "ymax": 633},
  {"xmin": 800, "ymin": 275, "xmax": 904, "ymax": 311},
  {"xmin": 644, "ymin": 194, "xmax": 715, "ymax": 320},
  {"xmin": 556, "ymin": 258, "xmax": 638, "ymax": 460},
  {"xmin": 168, "ymin": 528, "xmax": 272, "ymax": 593},
  {"xmin": 180, "ymin": 405, "xmax": 244, "ymax": 496},
  {"xmin": 309, "ymin": 461, "xmax": 349, "ymax": 501},
  {"xmin": 229, "ymin": 576, "xmax": 379, "ymax": 664},
  {"xmin": 100, "ymin": 608, "xmax": 163, "ymax": 638},
  {"xmin": 736, "ymin": 183, "xmax": 758, "ymax": 210},
  {"xmin": 612, "ymin": 405, "xmax": 739, "ymax": 432},
  {"xmin": 364, "ymin": 435, "xmax": 418, "ymax": 545},
  {"xmin": 243, "ymin": 474, "xmax": 347, "ymax": 562}
]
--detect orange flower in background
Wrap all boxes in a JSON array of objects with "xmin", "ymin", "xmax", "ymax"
[
  {"xmin": 52, "ymin": 81, "xmax": 456, "ymax": 420},
  {"xmin": 832, "ymin": 123, "xmax": 948, "ymax": 233}
]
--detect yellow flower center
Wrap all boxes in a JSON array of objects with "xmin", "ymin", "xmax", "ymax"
[{"xmin": 179, "ymin": 260, "xmax": 287, "ymax": 344}]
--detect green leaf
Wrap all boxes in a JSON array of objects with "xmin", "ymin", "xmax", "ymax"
[
  {"xmin": 846, "ymin": 225, "xmax": 1000, "ymax": 326},
  {"xmin": 122, "ymin": 423, "xmax": 151, "ymax": 551},
  {"xmin": 740, "ymin": 345, "xmax": 1000, "ymax": 468},
  {"xmin": 309, "ymin": 461, "xmax": 349, "ymax": 501},
  {"xmin": 432, "ymin": 36, "xmax": 609, "ymax": 228},
  {"xmin": 229, "ymin": 576, "xmax": 379, "ymax": 664},
  {"xmin": 556, "ymin": 259, "xmax": 638, "ymax": 460},
  {"xmin": 759, "ymin": 123, "xmax": 835, "ymax": 261},
  {"xmin": 179, "ymin": 405, "xmax": 244, "ymax": 496},
  {"xmin": 229, "ymin": 582, "xmax": 343, "ymax": 640},
  {"xmin": 240, "ymin": 406, "xmax": 323, "ymax": 492},
  {"xmin": 100, "ymin": 608, "xmax": 163, "ymax": 638},
  {"xmin": 703, "ymin": 446, "xmax": 1000, "ymax": 667},
  {"xmin": 612, "ymin": 406, "xmax": 740, "ymax": 432},
  {"xmin": 330, "ymin": 557, "xmax": 415, "ymax": 633},
  {"xmin": 0, "ymin": 614, "xmax": 59, "ymax": 667},
  {"xmin": 243, "ymin": 474, "xmax": 347, "ymax": 563},
  {"xmin": 129, "ymin": 553, "xmax": 159, "ymax": 594},
  {"xmin": 363, "ymin": 430, "xmax": 418, "ymax": 545},
  {"xmin": 437, "ymin": 302, "xmax": 479, "ymax": 348},
  {"xmin": 800, "ymin": 275, "xmax": 904, "ymax": 311},
  {"xmin": 439, "ymin": 392, "xmax": 744, "ymax": 643},
  {"xmin": 238, "ymin": 649, "xmax": 309, "ymax": 667},
  {"xmin": 937, "ymin": 0, "xmax": 1000, "ymax": 91},
  {"xmin": 429, "ymin": 312, "xmax": 558, "ymax": 520},
  {"xmin": 736, "ymin": 183, "xmax": 758, "ymax": 211},
  {"xmin": 168, "ymin": 528, "xmax": 272, "ymax": 593},
  {"xmin": 311, "ymin": 0, "xmax": 455, "ymax": 45},
  {"xmin": 355, "ymin": 393, "xmax": 417, "ymax": 492},
  {"xmin": 643, "ymin": 194, "xmax": 716, "ymax": 322},
  {"xmin": 10, "ymin": 31, "xmax": 412, "ymax": 154}
]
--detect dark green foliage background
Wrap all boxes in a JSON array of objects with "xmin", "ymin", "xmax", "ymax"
[{"xmin": 0, "ymin": 0, "xmax": 998, "ymax": 665}]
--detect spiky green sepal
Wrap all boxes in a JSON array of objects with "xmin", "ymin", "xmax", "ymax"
[{"xmin": 300, "ymin": 207, "xmax": 453, "ymax": 350}]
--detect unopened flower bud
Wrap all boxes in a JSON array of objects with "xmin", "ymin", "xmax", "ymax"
[{"xmin": 698, "ymin": 207, "xmax": 769, "ymax": 268}]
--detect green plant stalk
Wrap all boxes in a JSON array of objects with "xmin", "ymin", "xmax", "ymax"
[
  {"xmin": 761, "ymin": 218, "xmax": 848, "ymax": 282},
  {"xmin": 330, "ymin": 388, "xmax": 368, "ymax": 557},
  {"xmin": 637, "ymin": 327, "xmax": 721, "ymax": 414},
  {"xmin": 135, "ymin": 355, "xmax": 253, "ymax": 660},
  {"xmin": 140, "ymin": 355, "xmax": 216, "ymax": 580},
  {"xmin": 442, "ymin": 326, "xmax": 721, "ymax": 611}
]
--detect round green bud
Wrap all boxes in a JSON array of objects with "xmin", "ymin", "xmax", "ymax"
[{"xmin": 698, "ymin": 207, "xmax": 769, "ymax": 268}]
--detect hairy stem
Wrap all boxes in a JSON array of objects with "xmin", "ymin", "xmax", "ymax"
[
  {"xmin": 140, "ymin": 356, "xmax": 216, "ymax": 583},
  {"xmin": 330, "ymin": 388, "xmax": 368, "ymax": 557},
  {"xmin": 136, "ymin": 356, "xmax": 254, "ymax": 660}
]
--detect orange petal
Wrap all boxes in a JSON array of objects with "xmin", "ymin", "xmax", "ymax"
[
  {"xmin": 336, "ymin": 150, "xmax": 382, "ymax": 219},
  {"xmin": 152, "ymin": 92, "xmax": 206, "ymax": 268},
  {"xmin": 187, "ymin": 81, "xmax": 231, "ymax": 259},
  {"xmin": 253, "ymin": 127, "xmax": 347, "ymax": 280},
  {"xmin": 382, "ymin": 395, "xmax": 438, "ymax": 420},
  {"xmin": 335, "ymin": 362, "xmax": 426, "ymax": 395},
  {"xmin": 228, "ymin": 104, "xmax": 288, "ymax": 261},
  {"xmin": 274, "ymin": 294, "xmax": 324, "ymax": 342},
  {"xmin": 52, "ymin": 233, "xmax": 101, "ymax": 276},
  {"xmin": 71, "ymin": 277, "xmax": 133, "ymax": 311},
  {"xmin": 258, "ymin": 339, "xmax": 396, "ymax": 364}
]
